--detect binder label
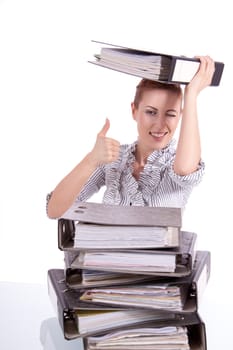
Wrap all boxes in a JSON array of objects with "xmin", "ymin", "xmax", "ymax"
[{"xmin": 172, "ymin": 59, "xmax": 200, "ymax": 83}]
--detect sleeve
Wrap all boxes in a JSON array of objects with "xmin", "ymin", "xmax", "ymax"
[
  {"xmin": 167, "ymin": 159, "xmax": 205, "ymax": 188},
  {"xmin": 45, "ymin": 166, "xmax": 105, "ymax": 218},
  {"xmin": 46, "ymin": 192, "xmax": 53, "ymax": 217},
  {"xmin": 73, "ymin": 165, "xmax": 106, "ymax": 203}
]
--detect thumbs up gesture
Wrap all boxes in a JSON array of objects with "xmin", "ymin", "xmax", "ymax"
[{"xmin": 89, "ymin": 119, "xmax": 120, "ymax": 167}]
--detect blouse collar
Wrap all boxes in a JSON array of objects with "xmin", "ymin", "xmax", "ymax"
[{"xmin": 129, "ymin": 139, "xmax": 176, "ymax": 164}]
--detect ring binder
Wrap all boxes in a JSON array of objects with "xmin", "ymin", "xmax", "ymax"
[{"xmin": 89, "ymin": 40, "xmax": 224, "ymax": 86}]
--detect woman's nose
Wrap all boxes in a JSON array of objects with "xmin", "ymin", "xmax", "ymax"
[{"xmin": 153, "ymin": 115, "xmax": 165, "ymax": 128}]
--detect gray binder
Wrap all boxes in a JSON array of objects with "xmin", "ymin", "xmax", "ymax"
[{"xmin": 47, "ymin": 268, "xmax": 207, "ymax": 348}]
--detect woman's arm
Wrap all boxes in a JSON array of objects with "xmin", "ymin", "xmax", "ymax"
[
  {"xmin": 173, "ymin": 56, "xmax": 215, "ymax": 175},
  {"xmin": 47, "ymin": 118, "xmax": 120, "ymax": 218}
]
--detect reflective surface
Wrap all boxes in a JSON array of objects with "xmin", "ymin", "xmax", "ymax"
[
  {"xmin": 40, "ymin": 318, "xmax": 83, "ymax": 350},
  {"xmin": 0, "ymin": 282, "xmax": 83, "ymax": 350},
  {"xmin": 0, "ymin": 281, "xmax": 232, "ymax": 349}
]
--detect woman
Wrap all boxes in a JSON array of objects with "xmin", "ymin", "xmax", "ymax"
[{"xmin": 47, "ymin": 56, "xmax": 215, "ymax": 219}]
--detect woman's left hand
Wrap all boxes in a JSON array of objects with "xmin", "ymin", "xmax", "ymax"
[{"xmin": 185, "ymin": 55, "xmax": 215, "ymax": 95}]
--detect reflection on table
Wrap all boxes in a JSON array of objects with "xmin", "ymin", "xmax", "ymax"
[
  {"xmin": 0, "ymin": 281, "xmax": 233, "ymax": 349},
  {"xmin": 40, "ymin": 318, "xmax": 83, "ymax": 350}
]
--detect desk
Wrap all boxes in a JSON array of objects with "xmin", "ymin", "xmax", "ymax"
[
  {"xmin": 0, "ymin": 282, "xmax": 83, "ymax": 350},
  {"xmin": 0, "ymin": 281, "xmax": 232, "ymax": 349}
]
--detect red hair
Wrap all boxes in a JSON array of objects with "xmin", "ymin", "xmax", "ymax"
[{"xmin": 133, "ymin": 79, "xmax": 182, "ymax": 108}]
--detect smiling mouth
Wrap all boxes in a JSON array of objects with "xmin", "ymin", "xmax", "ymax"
[{"xmin": 149, "ymin": 131, "xmax": 168, "ymax": 137}]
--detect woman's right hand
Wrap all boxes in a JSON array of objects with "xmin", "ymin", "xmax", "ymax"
[{"xmin": 89, "ymin": 118, "xmax": 120, "ymax": 167}]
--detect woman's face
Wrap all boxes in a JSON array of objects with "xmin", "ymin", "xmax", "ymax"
[{"xmin": 131, "ymin": 88, "xmax": 182, "ymax": 154}]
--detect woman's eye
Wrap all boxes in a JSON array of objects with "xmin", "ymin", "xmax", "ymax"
[
  {"xmin": 146, "ymin": 110, "xmax": 157, "ymax": 116},
  {"xmin": 166, "ymin": 113, "xmax": 176, "ymax": 118}
]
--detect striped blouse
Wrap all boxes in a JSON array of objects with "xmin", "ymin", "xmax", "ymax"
[{"xmin": 73, "ymin": 140, "xmax": 204, "ymax": 209}]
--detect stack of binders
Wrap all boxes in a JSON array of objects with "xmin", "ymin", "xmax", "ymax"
[{"xmin": 47, "ymin": 201, "xmax": 210, "ymax": 350}]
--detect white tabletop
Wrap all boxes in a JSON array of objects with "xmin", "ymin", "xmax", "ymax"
[
  {"xmin": 0, "ymin": 282, "xmax": 83, "ymax": 350},
  {"xmin": 0, "ymin": 280, "xmax": 232, "ymax": 349}
]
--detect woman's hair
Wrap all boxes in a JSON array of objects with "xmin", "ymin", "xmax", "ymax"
[{"xmin": 133, "ymin": 79, "xmax": 182, "ymax": 108}]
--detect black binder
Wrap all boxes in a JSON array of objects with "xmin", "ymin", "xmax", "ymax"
[
  {"xmin": 83, "ymin": 313, "xmax": 207, "ymax": 350},
  {"xmin": 48, "ymin": 268, "xmax": 161, "ymax": 339},
  {"xmin": 58, "ymin": 202, "xmax": 194, "ymax": 277},
  {"xmin": 83, "ymin": 314, "xmax": 207, "ymax": 350},
  {"xmin": 59, "ymin": 201, "xmax": 182, "ymax": 250},
  {"xmin": 64, "ymin": 250, "xmax": 208, "ymax": 291},
  {"xmin": 64, "ymin": 250, "xmax": 164, "ymax": 289},
  {"xmin": 89, "ymin": 40, "xmax": 224, "ymax": 86},
  {"xmin": 60, "ymin": 201, "xmax": 182, "ymax": 227},
  {"xmin": 47, "ymin": 269, "xmax": 206, "ymax": 348},
  {"xmin": 77, "ymin": 251, "xmax": 210, "ymax": 314},
  {"xmin": 51, "ymin": 251, "xmax": 210, "ymax": 315},
  {"xmin": 60, "ymin": 230, "xmax": 196, "ymax": 277}
]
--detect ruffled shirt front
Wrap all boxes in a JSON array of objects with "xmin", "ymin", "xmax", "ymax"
[{"xmin": 75, "ymin": 140, "xmax": 204, "ymax": 209}]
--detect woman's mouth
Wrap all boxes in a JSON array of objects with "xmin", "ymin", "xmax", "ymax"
[{"xmin": 149, "ymin": 131, "xmax": 168, "ymax": 139}]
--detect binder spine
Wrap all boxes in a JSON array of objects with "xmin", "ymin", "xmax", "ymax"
[
  {"xmin": 62, "ymin": 310, "xmax": 79, "ymax": 340},
  {"xmin": 58, "ymin": 219, "xmax": 75, "ymax": 251},
  {"xmin": 188, "ymin": 319, "xmax": 207, "ymax": 350},
  {"xmin": 65, "ymin": 267, "xmax": 83, "ymax": 289},
  {"xmin": 82, "ymin": 313, "xmax": 207, "ymax": 350},
  {"xmin": 211, "ymin": 62, "xmax": 224, "ymax": 86},
  {"xmin": 164, "ymin": 55, "xmax": 224, "ymax": 87},
  {"xmin": 47, "ymin": 270, "xmax": 79, "ymax": 340}
]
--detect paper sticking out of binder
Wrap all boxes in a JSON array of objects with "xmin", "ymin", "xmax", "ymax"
[
  {"xmin": 64, "ymin": 251, "xmax": 164, "ymax": 289},
  {"xmin": 58, "ymin": 202, "xmax": 195, "ymax": 277},
  {"xmin": 83, "ymin": 319, "xmax": 207, "ymax": 350},
  {"xmin": 68, "ymin": 229, "xmax": 196, "ymax": 277},
  {"xmin": 47, "ymin": 267, "xmax": 207, "ymax": 347},
  {"xmin": 70, "ymin": 250, "xmax": 211, "ymax": 314},
  {"xmin": 59, "ymin": 201, "xmax": 182, "ymax": 250},
  {"xmin": 89, "ymin": 40, "xmax": 224, "ymax": 86}
]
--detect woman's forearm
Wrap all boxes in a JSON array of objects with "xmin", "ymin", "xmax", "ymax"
[
  {"xmin": 173, "ymin": 56, "xmax": 215, "ymax": 176},
  {"xmin": 47, "ymin": 118, "xmax": 120, "ymax": 218},
  {"xmin": 174, "ymin": 92, "xmax": 201, "ymax": 175},
  {"xmin": 47, "ymin": 153, "xmax": 97, "ymax": 219}
]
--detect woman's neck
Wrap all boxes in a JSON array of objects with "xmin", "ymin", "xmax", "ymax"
[
  {"xmin": 134, "ymin": 144, "xmax": 151, "ymax": 166},
  {"xmin": 132, "ymin": 145, "xmax": 149, "ymax": 180}
]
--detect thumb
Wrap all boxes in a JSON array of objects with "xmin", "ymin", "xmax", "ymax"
[{"xmin": 97, "ymin": 118, "xmax": 110, "ymax": 137}]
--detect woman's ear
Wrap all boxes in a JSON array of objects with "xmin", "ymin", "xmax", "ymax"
[{"xmin": 131, "ymin": 102, "xmax": 137, "ymax": 121}]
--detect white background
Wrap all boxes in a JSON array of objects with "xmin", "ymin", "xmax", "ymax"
[
  {"xmin": 0, "ymin": 0, "xmax": 232, "ymax": 298},
  {"xmin": 0, "ymin": 1, "xmax": 233, "ymax": 349}
]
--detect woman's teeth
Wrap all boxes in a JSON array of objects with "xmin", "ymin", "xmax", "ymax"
[{"xmin": 150, "ymin": 132, "xmax": 165, "ymax": 137}]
